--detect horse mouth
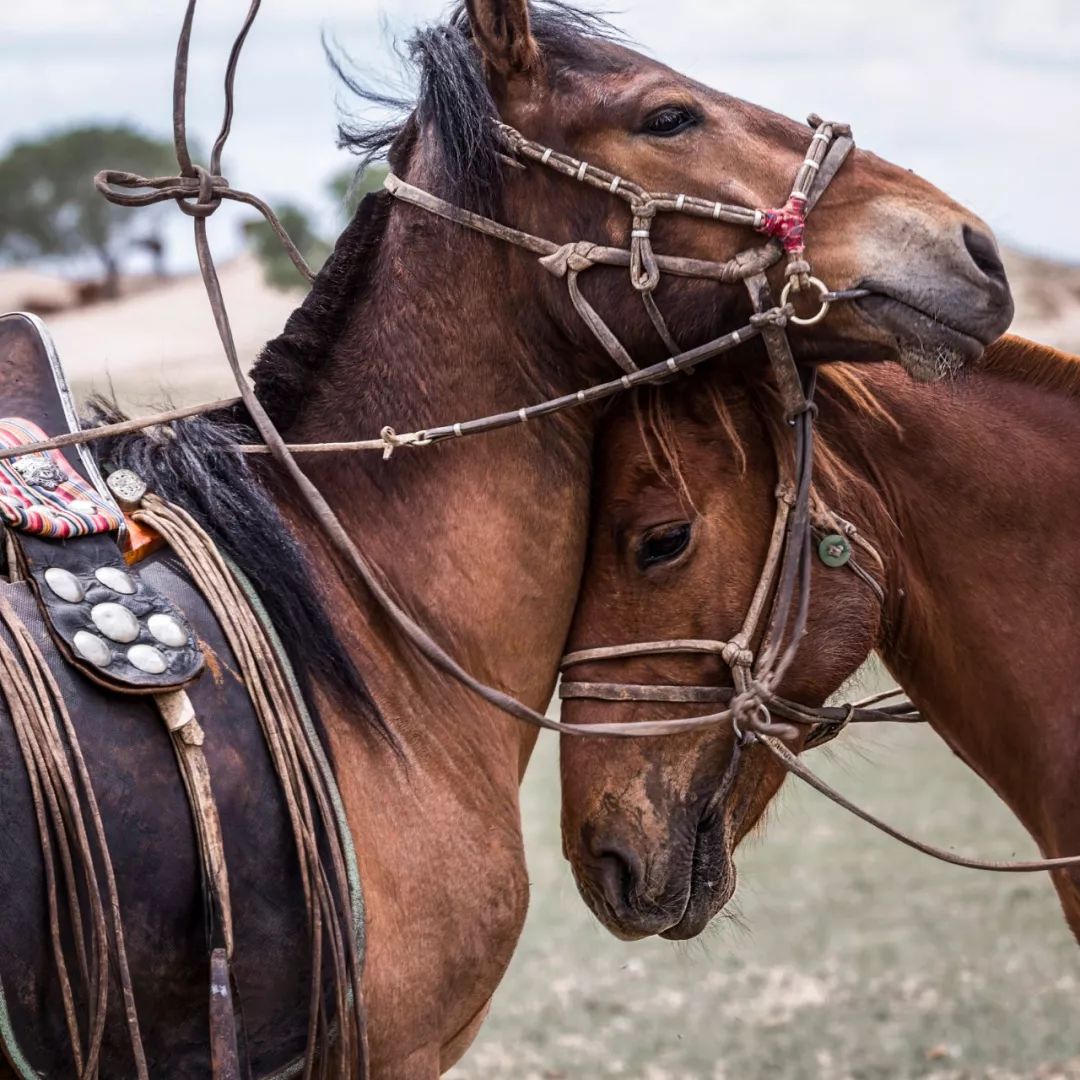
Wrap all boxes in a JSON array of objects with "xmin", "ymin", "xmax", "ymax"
[
  {"xmin": 658, "ymin": 818, "xmax": 736, "ymax": 941},
  {"xmin": 851, "ymin": 282, "xmax": 1010, "ymax": 371}
]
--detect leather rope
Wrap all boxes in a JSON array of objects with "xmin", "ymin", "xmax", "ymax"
[
  {"xmin": 0, "ymin": 595, "xmax": 148, "ymax": 1079},
  {"xmin": 135, "ymin": 494, "xmax": 367, "ymax": 1079}
]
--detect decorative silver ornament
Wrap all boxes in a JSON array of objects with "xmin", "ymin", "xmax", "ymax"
[
  {"xmin": 95, "ymin": 566, "xmax": 136, "ymax": 595},
  {"xmin": 44, "ymin": 567, "xmax": 85, "ymax": 603},
  {"xmin": 90, "ymin": 602, "xmax": 140, "ymax": 643},
  {"xmin": 147, "ymin": 613, "xmax": 188, "ymax": 647},
  {"xmin": 127, "ymin": 644, "xmax": 167, "ymax": 674},
  {"xmin": 73, "ymin": 631, "xmax": 112, "ymax": 668},
  {"xmin": 13, "ymin": 455, "xmax": 65, "ymax": 491},
  {"xmin": 106, "ymin": 469, "xmax": 148, "ymax": 512}
]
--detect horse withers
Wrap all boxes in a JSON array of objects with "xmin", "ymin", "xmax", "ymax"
[{"xmin": 559, "ymin": 335, "xmax": 1080, "ymax": 945}]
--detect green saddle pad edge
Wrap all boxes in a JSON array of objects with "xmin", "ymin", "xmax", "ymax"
[{"xmin": 225, "ymin": 556, "xmax": 367, "ymax": 967}]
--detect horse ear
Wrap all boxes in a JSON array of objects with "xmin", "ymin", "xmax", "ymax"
[{"xmin": 467, "ymin": 0, "xmax": 540, "ymax": 77}]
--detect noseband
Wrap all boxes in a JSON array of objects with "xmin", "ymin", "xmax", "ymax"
[{"xmin": 385, "ymin": 114, "xmax": 862, "ymax": 419}]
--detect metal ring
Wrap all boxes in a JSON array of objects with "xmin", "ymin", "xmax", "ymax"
[{"xmin": 780, "ymin": 275, "xmax": 831, "ymax": 327}]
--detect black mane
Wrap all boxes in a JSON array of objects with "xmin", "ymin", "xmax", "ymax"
[
  {"xmin": 255, "ymin": 1, "xmax": 623, "ymax": 431},
  {"xmin": 89, "ymin": 401, "xmax": 389, "ymax": 742}
]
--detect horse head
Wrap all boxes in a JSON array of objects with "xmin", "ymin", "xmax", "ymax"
[
  {"xmin": 380, "ymin": 0, "xmax": 1015, "ymax": 380},
  {"xmin": 559, "ymin": 366, "xmax": 888, "ymax": 939}
]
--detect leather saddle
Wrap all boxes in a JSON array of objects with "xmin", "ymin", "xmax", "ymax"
[{"xmin": 0, "ymin": 312, "xmax": 340, "ymax": 1078}]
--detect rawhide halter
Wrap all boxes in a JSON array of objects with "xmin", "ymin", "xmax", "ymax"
[
  {"xmin": 557, "ymin": 374, "xmax": 1080, "ymax": 874},
  {"xmin": 385, "ymin": 113, "xmax": 862, "ymax": 419}
]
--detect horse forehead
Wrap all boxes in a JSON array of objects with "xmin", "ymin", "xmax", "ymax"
[{"xmin": 547, "ymin": 47, "xmax": 736, "ymax": 119}]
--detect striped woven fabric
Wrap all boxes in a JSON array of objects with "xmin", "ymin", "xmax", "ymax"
[{"xmin": 0, "ymin": 418, "xmax": 122, "ymax": 538}]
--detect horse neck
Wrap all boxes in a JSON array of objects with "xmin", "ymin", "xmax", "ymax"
[
  {"xmin": 828, "ymin": 348, "xmax": 1080, "ymax": 839},
  {"xmin": 282, "ymin": 199, "xmax": 597, "ymax": 780}
]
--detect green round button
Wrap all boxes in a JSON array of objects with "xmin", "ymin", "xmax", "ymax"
[{"xmin": 817, "ymin": 532, "xmax": 852, "ymax": 568}]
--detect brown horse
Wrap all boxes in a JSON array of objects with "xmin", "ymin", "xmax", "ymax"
[
  {"xmin": 559, "ymin": 333, "xmax": 1080, "ymax": 951},
  {"xmin": 42, "ymin": 1, "xmax": 1013, "ymax": 1075}
]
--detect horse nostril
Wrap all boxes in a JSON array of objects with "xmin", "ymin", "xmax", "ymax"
[
  {"xmin": 595, "ymin": 847, "xmax": 640, "ymax": 913},
  {"xmin": 962, "ymin": 225, "xmax": 1008, "ymax": 287}
]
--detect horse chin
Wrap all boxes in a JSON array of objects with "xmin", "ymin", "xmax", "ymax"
[
  {"xmin": 854, "ymin": 290, "xmax": 1010, "ymax": 376},
  {"xmin": 658, "ymin": 823, "xmax": 737, "ymax": 941}
]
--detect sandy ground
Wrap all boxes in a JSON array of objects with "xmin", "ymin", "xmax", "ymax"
[
  {"xmin": 0, "ymin": 254, "xmax": 298, "ymax": 412},
  {"xmin": 2, "ymin": 249, "xmax": 1079, "ymax": 1078}
]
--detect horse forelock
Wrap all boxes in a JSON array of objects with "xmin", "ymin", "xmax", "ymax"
[{"xmin": 621, "ymin": 362, "xmax": 900, "ymax": 556}]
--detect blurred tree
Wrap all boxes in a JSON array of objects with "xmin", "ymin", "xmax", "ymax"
[
  {"xmin": 327, "ymin": 163, "xmax": 388, "ymax": 221},
  {"xmin": 0, "ymin": 125, "xmax": 177, "ymax": 298},
  {"xmin": 243, "ymin": 203, "xmax": 330, "ymax": 291},
  {"xmin": 244, "ymin": 164, "xmax": 387, "ymax": 290}
]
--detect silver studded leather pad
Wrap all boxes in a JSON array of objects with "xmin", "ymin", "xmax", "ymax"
[{"xmin": 15, "ymin": 531, "xmax": 204, "ymax": 692}]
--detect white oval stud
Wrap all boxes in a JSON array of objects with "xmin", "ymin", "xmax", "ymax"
[
  {"xmin": 44, "ymin": 567, "xmax": 85, "ymax": 603},
  {"xmin": 73, "ymin": 631, "xmax": 112, "ymax": 667},
  {"xmin": 95, "ymin": 566, "xmax": 136, "ymax": 595},
  {"xmin": 68, "ymin": 500, "xmax": 98, "ymax": 514},
  {"xmin": 90, "ymin": 602, "xmax": 140, "ymax": 643},
  {"xmin": 127, "ymin": 644, "xmax": 167, "ymax": 674},
  {"xmin": 147, "ymin": 613, "xmax": 188, "ymax": 648}
]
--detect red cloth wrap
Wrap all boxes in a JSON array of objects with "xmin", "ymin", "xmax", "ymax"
[{"xmin": 758, "ymin": 194, "xmax": 808, "ymax": 255}]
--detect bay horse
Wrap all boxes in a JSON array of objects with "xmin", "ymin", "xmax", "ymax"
[
  {"xmin": 558, "ymin": 333, "xmax": 1080, "ymax": 950},
  {"xmin": 8, "ymin": 1, "xmax": 1014, "ymax": 1075}
]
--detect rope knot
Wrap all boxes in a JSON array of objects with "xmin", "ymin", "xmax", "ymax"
[
  {"xmin": 538, "ymin": 241, "xmax": 599, "ymax": 278},
  {"xmin": 774, "ymin": 482, "xmax": 797, "ymax": 507},
  {"xmin": 750, "ymin": 307, "xmax": 790, "ymax": 330},
  {"xmin": 176, "ymin": 164, "xmax": 224, "ymax": 219},
  {"xmin": 628, "ymin": 203, "xmax": 661, "ymax": 293},
  {"xmin": 721, "ymin": 640, "xmax": 754, "ymax": 668},
  {"xmin": 94, "ymin": 165, "xmax": 228, "ymax": 220},
  {"xmin": 495, "ymin": 122, "xmax": 526, "ymax": 154},
  {"xmin": 378, "ymin": 426, "xmax": 431, "ymax": 460},
  {"xmin": 629, "ymin": 196, "xmax": 657, "ymax": 221}
]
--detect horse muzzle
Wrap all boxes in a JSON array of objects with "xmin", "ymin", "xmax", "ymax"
[{"xmin": 573, "ymin": 816, "xmax": 737, "ymax": 941}]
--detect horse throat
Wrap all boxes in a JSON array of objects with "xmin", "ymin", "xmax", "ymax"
[{"xmin": 277, "ymin": 200, "xmax": 598, "ymax": 763}]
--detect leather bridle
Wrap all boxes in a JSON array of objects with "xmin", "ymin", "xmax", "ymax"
[
  {"xmin": 45, "ymin": 0, "xmax": 1080, "ymax": 875},
  {"xmin": 555, "ymin": 375, "xmax": 1080, "ymax": 874},
  {"xmin": 385, "ymin": 112, "xmax": 860, "ymax": 407}
]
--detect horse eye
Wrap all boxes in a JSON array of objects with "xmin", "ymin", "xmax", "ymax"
[
  {"xmin": 641, "ymin": 106, "xmax": 698, "ymax": 137},
  {"xmin": 637, "ymin": 522, "xmax": 692, "ymax": 569}
]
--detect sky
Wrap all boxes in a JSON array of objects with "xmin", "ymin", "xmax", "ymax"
[{"xmin": 4, "ymin": 0, "xmax": 1080, "ymax": 268}]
